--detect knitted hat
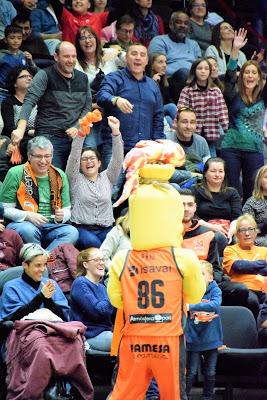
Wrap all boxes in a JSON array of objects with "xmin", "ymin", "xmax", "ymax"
[{"xmin": 20, "ymin": 243, "xmax": 49, "ymax": 262}]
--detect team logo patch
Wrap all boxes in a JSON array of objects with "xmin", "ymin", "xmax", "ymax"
[{"xmin": 128, "ymin": 265, "xmax": 139, "ymax": 276}]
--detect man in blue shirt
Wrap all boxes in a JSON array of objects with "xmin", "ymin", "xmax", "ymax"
[
  {"xmin": 97, "ymin": 43, "xmax": 165, "ymax": 169},
  {"xmin": 148, "ymin": 10, "xmax": 201, "ymax": 103}
]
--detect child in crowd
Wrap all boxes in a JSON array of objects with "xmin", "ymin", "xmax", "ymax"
[
  {"xmin": 0, "ymin": 25, "xmax": 35, "ymax": 102},
  {"xmin": 178, "ymin": 57, "xmax": 229, "ymax": 156},
  {"xmin": 185, "ymin": 260, "xmax": 223, "ymax": 400}
]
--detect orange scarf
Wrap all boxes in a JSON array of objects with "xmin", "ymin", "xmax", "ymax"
[{"xmin": 17, "ymin": 162, "xmax": 63, "ymax": 213}]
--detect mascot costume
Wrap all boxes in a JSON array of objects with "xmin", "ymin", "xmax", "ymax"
[{"xmin": 107, "ymin": 139, "xmax": 206, "ymax": 400}]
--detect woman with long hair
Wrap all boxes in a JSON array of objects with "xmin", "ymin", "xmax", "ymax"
[
  {"xmin": 205, "ymin": 20, "xmax": 247, "ymax": 76},
  {"xmin": 243, "ymin": 166, "xmax": 267, "ymax": 247},
  {"xmin": 70, "ymin": 247, "xmax": 113, "ymax": 353},
  {"xmin": 178, "ymin": 57, "xmax": 228, "ymax": 156},
  {"xmin": 192, "ymin": 157, "xmax": 242, "ymax": 255},
  {"xmin": 220, "ymin": 29, "xmax": 267, "ymax": 202}
]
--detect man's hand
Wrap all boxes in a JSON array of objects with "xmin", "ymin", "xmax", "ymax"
[
  {"xmin": 26, "ymin": 212, "xmax": 48, "ymax": 227},
  {"xmin": 54, "ymin": 206, "xmax": 64, "ymax": 223},
  {"xmin": 0, "ymin": 223, "xmax": 5, "ymax": 233},
  {"xmin": 107, "ymin": 116, "xmax": 120, "ymax": 136},
  {"xmin": 116, "ymin": 97, "xmax": 134, "ymax": 114},
  {"xmin": 66, "ymin": 127, "xmax": 79, "ymax": 138},
  {"xmin": 11, "ymin": 128, "xmax": 24, "ymax": 145},
  {"xmin": 41, "ymin": 280, "xmax": 56, "ymax": 299}
]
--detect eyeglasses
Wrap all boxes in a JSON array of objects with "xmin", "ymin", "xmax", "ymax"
[
  {"xmin": 87, "ymin": 257, "xmax": 107, "ymax": 263},
  {"xmin": 237, "ymin": 227, "xmax": 256, "ymax": 234},
  {"xmin": 81, "ymin": 156, "xmax": 97, "ymax": 162},
  {"xmin": 17, "ymin": 74, "xmax": 32, "ymax": 79},
  {"xmin": 118, "ymin": 28, "xmax": 134, "ymax": 34},
  {"xmin": 30, "ymin": 154, "xmax": 52, "ymax": 160},
  {"xmin": 79, "ymin": 35, "xmax": 95, "ymax": 41},
  {"xmin": 192, "ymin": 3, "xmax": 207, "ymax": 8}
]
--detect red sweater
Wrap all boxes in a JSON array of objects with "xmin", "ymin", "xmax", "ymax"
[
  {"xmin": 0, "ymin": 229, "xmax": 24, "ymax": 271},
  {"xmin": 61, "ymin": 8, "xmax": 108, "ymax": 43}
]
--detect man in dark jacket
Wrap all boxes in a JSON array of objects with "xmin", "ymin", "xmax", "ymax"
[{"xmin": 180, "ymin": 188, "xmax": 250, "ymax": 307}]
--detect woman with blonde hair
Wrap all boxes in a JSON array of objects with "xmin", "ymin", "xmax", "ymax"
[
  {"xmin": 223, "ymin": 214, "xmax": 267, "ymax": 318},
  {"xmin": 70, "ymin": 247, "xmax": 113, "ymax": 353},
  {"xmin": 243, "ymin": 165, "xmax": 267, "ymax": 246}
]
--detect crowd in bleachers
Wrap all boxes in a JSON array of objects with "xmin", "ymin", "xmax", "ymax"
[{"xmin": 0, "ymin": 0, "xmax": 267, "ymax": 399}]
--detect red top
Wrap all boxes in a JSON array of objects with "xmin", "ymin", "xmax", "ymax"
[{"xmin": 61, "ymin": 8, "xmax": 109, "ymax": 43}]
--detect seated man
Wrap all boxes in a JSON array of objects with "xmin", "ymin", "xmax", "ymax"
[
  {"xmin": 0, "ymin": 243, "xmax": 93, "ymax": 400},
  {"xmin": 166, "ymin": 107, "xmax": 210, "ymax": 187},
  {"xmin": 148, "ymin": 10, "xmax": 201, "ymax": 102},
  {"xmin": 102, "ymin": 14, "xmax": 135, "ymax": 51},
  {"xmin": 180, "ymin": 188, "xmax": 250, "ymax": 308},
  {"xmin": 0, "ymin": 136, "xmax": 78, "ymax": 251}
]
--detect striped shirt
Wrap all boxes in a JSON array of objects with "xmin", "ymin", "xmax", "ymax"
[
  {"xmin": 178, "ymin": 84, "xmax": 229, "ymax": 142},
  {"xmin": 66, "ymin": 134, "xmax": 124, "ymax": 227}
]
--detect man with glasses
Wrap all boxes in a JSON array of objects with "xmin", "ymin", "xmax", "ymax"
[
  {"xmin": 102, "ymin": 15, "xmax": 135, "ymax": 52},
  {"xmin": 11, "ymin": 40, "xmax": 91, "ymax": 170},
  {"xmin": 0, "ymin": 136, "xmax": 78, "ymax": 250}
]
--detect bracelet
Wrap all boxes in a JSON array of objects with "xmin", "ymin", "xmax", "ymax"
[{"xmin": 111, "ymin": 96, "xmax": 120, "ymax": 106}]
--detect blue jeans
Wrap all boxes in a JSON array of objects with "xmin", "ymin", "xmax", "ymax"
[
  {"xmin": 83, "ymin": 121, "xmax": 103, "ymax": 148},
  {"xmin": 164, "ymin": 103, "xmax": 177, "ymax": 128},
  {"xmin": 220, "ymin": 148, "xmax": 264, "ymax": 202},
  {"xmin": 40, "ymin": 134, "xmax": 72, "ymax": 170},
  {"xmin": 7, "ymin": 221, "xmax": 79, "ymax": 251},
  {"xmin": 186, "ymin": 349, "xmax": 218, "ymax": 400},
  {"xmin": 77, "ymin": 226, "xmax": 112, "ymax": 249},
  {"xmin": 86, "ymin": 330, "xmax": 112, "ymax": 354}
]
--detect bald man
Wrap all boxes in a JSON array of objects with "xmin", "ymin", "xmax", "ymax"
[{"xmin": 11, "ymin": 41, "xmax": 92, "ymax": 169}]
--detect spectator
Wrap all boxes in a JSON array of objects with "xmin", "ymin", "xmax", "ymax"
[
  {"xmin": 0, "ymin": 136, "xmax": 79, "ymax": 251},
  {"xmin": 243, "ymin": 166, "xmax": 267, "ymax": 247},
  {"xmin": 205, "ymin": 21, "xmax": 247, "ymax": 77},
  {"xmin": 223, "ymin": 214, "xmax": 267, "ymax": 318},
  {"xmin": 102, "ymin": 14, "xmax": 135, "ymax": 51},
  {"xmin": 0, "ymin": 136, "xmax": 12, "ymax": 183},
  {"xmin": 107, "ymin": 0, "xmax": 164, "ymax": 47},
  {"xmin": 166, "ymin": 107, "xmax": 210, "ymax": 187},
  {"xmin": 30, "ymin": 0, "xmax": 62, "ymax": 55},
  {"xmin": 185, "ymin": 260, "xmax": 223, "ymax": 400},
  {"xmin": 12, "ymin": 13, "xmax": 53, "ymax": 66},
  {"xmin": 91, "ymin": 0, "xmax": 108, "ymax": 13},
  {"xmin": 177, "ymin": 57, "xmax": 229, "ymax": 157},
  {"xmin": 167, "ymin": 107, "xmax": 210, "ymax": 163},
  {"xmin": 220, "ymin": 30, "xmax": 267, "ymax": 202},
  {"xmin": 148, "ymin": 10, "xmax": 201, "ymax": 103},
  {"xmin": 70, "ymin": 247, "xmax": 113, "ymax": 354},
  {"xmin": 15, "ymin": 0, "xmax": 37, "ymax": 12},
  {"xmin": 187, "ymin": 0, "xmax": 212, "ymax": 55},
  {"xmin": 0, "ymin": 203, "xmax": 24, "ymax": 272},
  {"xmin": 0, "ymin": 25, "xmax": 36, "ymax": 103},
  {"xmin": 0, "ymin": 0, "xmax": 17, "ymax": 40},
  {"xmin": 50, "ymin": 0, "xmax": 109, "ymax": 43},
  {"xmin": 192, "ymin": 157, "xmax": 242, "ymax": 256},
  {"xmin": 11, "ymin": 41, "xmax": 91, "ymax": 170},
  {"xmin": 65, "ymin": 116, "xmax": 123, "ymax": 249},
  {"xmin": 97, "ymin": 43, "xmax": 164, "ymax": 170},
  {"xmin": 0, "ymin": 242, "xmax": 69, "ymax": 321},
  {"xmin": 1, "ymin": 66, "xmax": 37, "ymax": 163},
  {"xmin": 147, "ymin": 52, "xmax": 176, "ymax": 128},
  {"xmin": 180, "ymin": 188, "xmax": 249, "ymax": 308},
  {"xmin": 100, "ymin": 211, "xmax": 130, "ymax": 262},
  {"xmin": 75, "ymin": 26, "xmax": 118, "ymax": 148}
]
